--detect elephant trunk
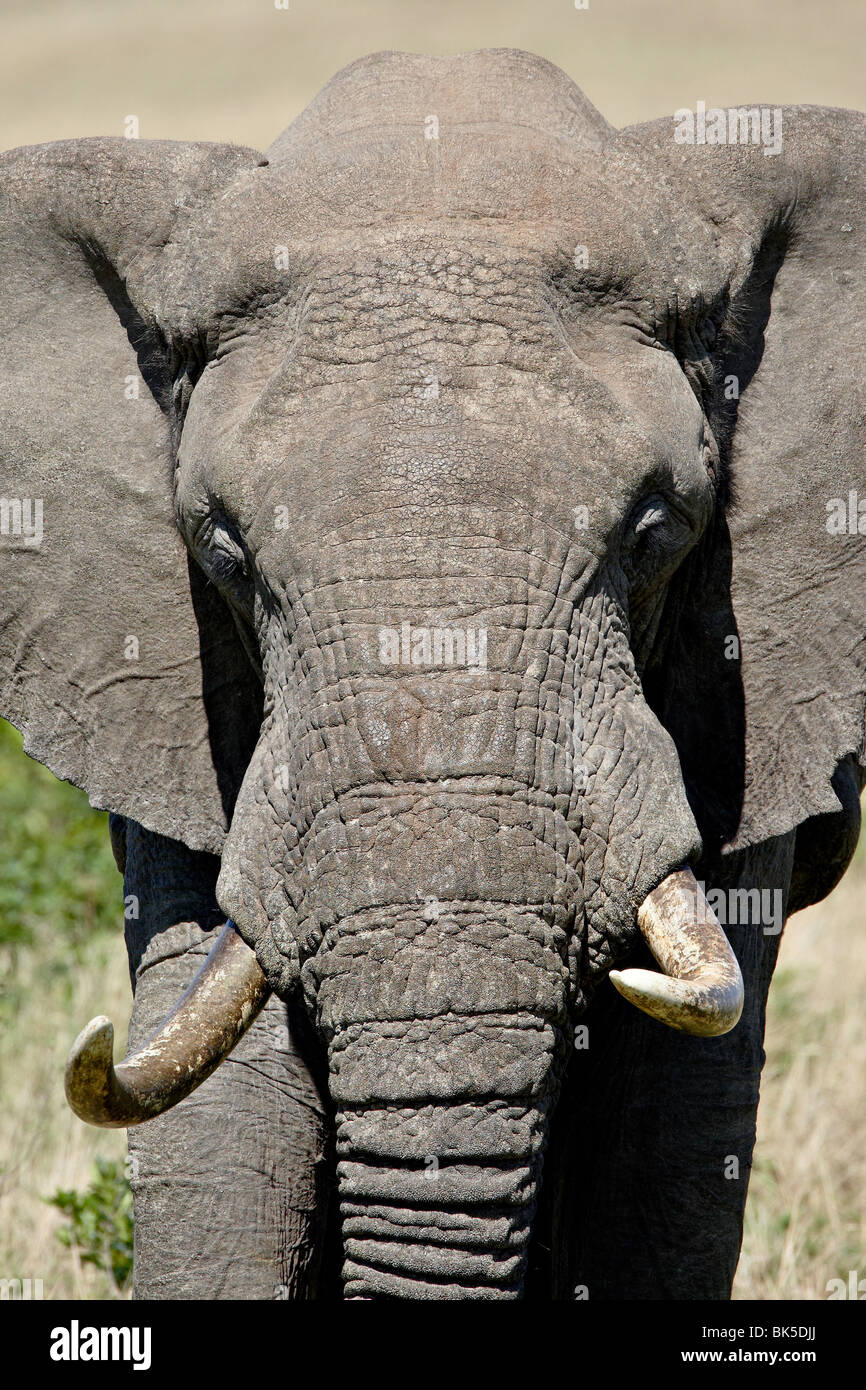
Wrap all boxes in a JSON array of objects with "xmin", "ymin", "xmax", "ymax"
[
  {"xmin": 332, "ymin": 1021, "xmax": 556, "ymax": 1299},
  {"xmin": 304, "ymin": 900, "xmax": 568, "ymax": 1299}
]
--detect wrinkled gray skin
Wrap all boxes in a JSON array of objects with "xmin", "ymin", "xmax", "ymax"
[{"xmin": 2, "ymin": 50, "xmax": 864, "ymax": 1299}]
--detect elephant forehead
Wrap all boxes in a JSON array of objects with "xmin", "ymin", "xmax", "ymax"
[
  {"xmin": 191, "ymin": 376, "xmax": 663, "ymax": 559},
  {"xmin": 173, "ymin": 149, "xmax": 687, "ymax": 287},
  {"xmin": 177, "ymin": 276, "xmax": 704, "ymax": 561},
  {"xmin": 154, "ymin": 104, "xmax": 722, "ymax": 341},
  {"xmin": 265, "ymin": 49, "xmax": 612, "ymax": 164}
]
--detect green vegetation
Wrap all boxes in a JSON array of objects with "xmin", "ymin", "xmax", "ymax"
[
  {"xmin": 47, "ymin": 1157, "xmax": 134, "ymax": 1293},
  {"xmin": 0, "ymin": 718, "xmax": 118, "ymax": 956},
  {"xmin": 0, "ymin": 717, "xmax": 129, "ymax": 1298}
]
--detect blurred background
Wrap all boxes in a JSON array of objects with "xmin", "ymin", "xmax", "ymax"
[{"xmin": 0, "ymin": 0, "xmax": 863, "ymax": 1299}]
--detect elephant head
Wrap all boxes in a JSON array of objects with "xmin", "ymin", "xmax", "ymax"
[{"xmin": 2, "ymin": 51, "xmax": 864, "ymax": 1299}]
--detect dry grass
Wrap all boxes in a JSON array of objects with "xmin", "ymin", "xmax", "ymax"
[
  {"xmin": 734, "ymin": 851, "xmax": 866, "ymax": 1299},
  {"xmin": 0, "ymin": 920, "xmax": 129, "ymax": 1299}
]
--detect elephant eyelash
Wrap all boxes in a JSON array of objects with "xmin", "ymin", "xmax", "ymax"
[
  {"xmin": 631, "ymin": 499, "xmax": 668, "ymax": 535},
  {"xmin": 209, "ymin": 545, "xmax": 247, "ymax": 583},
  {"xmin": 672, "ymin": 311, "xmax": 724, "ymax": 376},
  {"xmin": 625, "ymin": 493, "xmax": 676, "ymax": 539},
  {"xmin": 197, "ymin": 513, "xmax": 251, "ymax": 584},
  {"xmin": 622, "ymin": 494, "xmax": 698, "ymax": 598}
]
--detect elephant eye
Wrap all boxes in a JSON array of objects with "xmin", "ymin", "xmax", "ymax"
[
  {"xmin": 622, "ymin": 492, "xmax": 696, "ymax": 596},
  {"xmin": 629, "ymin": 495, "xmax": 669, "ymax": 537},
  {"xmin": 199, "ymin": 513, "xmax": 250, "ymax": 585}
]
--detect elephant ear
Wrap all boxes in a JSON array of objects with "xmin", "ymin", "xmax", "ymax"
[
  {"xmin": 624, "ymin": 107, "xmax": 866, "ymax": 865},
  {"xmin": 0, "ymin": 138, "xmax": 264, "ymax": 854}
]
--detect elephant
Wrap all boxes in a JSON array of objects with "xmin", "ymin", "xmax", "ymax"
[{"xmin": 1, "ymin": 48, "xmax": 864, "ymax": 1301}]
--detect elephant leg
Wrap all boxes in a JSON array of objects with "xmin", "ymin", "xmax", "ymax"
[
  {"xmin": 119, "ymin": 819, "xmax": 332, "ymax": 1300},
  {"xmin": 542, "ymin": 838, "xmax": 794, "ymax": 1300}
]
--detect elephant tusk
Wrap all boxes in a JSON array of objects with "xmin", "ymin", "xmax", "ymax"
[
  {"xmin": 609, "ymin": 868, "xmax": 744, "ymax": 1037},
  {"xmin": 65, "ymin": 921, "xmax": 271, "ymax": 1127}
]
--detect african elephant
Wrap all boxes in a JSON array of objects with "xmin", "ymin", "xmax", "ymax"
[{"xmin": 1, "ymin": 49, "xmax": 863, "ymax": 1301}]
